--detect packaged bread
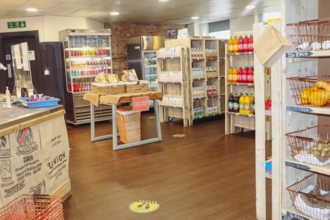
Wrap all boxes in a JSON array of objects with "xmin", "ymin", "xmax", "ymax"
[
  {"xmin": 122, "ymin": 69, "xmax": 138, "ymax": 82},
  {"xmin": 108, "ymin": 74, "xmax": 119, "ymax": 84},
  {"xmin": 94, "ymin": 72, "xmax": 108, "ymax": 84}
]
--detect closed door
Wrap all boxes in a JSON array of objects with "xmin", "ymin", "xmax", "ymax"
[{"xmin": 0, "ymin": 32, "xmax": 43, "ymax": 95}]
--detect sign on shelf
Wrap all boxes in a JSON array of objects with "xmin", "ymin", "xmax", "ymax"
[{"xmin": 133, "ymin": 96, "xmax": 149, "ymax": 112}]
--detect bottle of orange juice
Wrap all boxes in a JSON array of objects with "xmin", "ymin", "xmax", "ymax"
[
  {"xmin": 244, "ymin": 93, "xmax": 251, "ymax": 115},
  {"xmin": 249, "ymin": 93, "xmax": 254, "ymax": 114},
  {"xmin": 228, "ymin": 66, "xmax": 233, "ymax": 83},
  {"xmin": 228, "ymin": 36, "xmax": 233, "ymax": 53},
  {"xmin": 232, "ymin": 66, "xmax": 238, "ymax": 83},
  {"xmin": 239, "ymin": 93, "xmax": 245, "ymax": 114},
  {"xmin": 233, "ymin": 36, "xmax": 239, "ymax": 53}
]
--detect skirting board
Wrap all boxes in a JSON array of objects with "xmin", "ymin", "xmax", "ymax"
[{"xmin": 50, "ymin": 178, "xmax": 72, "ymax": 202}]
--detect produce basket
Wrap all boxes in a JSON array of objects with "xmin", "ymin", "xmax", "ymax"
[
  {"xmin": 92, "ymin": 83, "xmax": 126, "ymax": 95},
  {"xmin": 287, "ymin": 75, "xmax": 330, "ymax": 108},
  {"xmin": 117, "ymin": 106, "xmax": 141, "ymax": 144},
  {"xmin": 287, "ymin": 173, "xmax": 330, "ymax": 220},
  {"xmin": 0, "ymin": 194, "xmax": 63, "ymax": 220},
  {"xmin": 125, "ymin": 81, "xmax": 149, "ymax": 93},
  {"xmin": 286, "ymin": 125, "xmax": 330, "ymax": 166},
  {"xmin": 287, "ymin": 18, "xmax": 330, "ymax": 51}
]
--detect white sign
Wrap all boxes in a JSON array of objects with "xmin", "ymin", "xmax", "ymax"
[
  {"xmin": 28, "ymin": 50, "xmax": 35, "ymax": 61},
  {"xmin": 5, "ymin": 55, "xmax": 10, "ymax": 60}
]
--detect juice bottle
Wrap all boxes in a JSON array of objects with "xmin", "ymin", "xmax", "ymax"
[
  {"xmin": 242, "ymin": 66, "xmax": 248, "ymax": 83},
  {"xmin": 232, "ymin": 66, "xmax": 238, "ymax": 83},
  {"xmin": 229, "ymin": 93, "xmax": 234, "ymax": 112},
  {"xmin": 247, "ymin": 65, "xmax": 253, "ymax": 83},
  {"xmin": 233, "ymin": 36, "xmax": 239, "ymax": 53},
  {"xmin": 251, "ymin": 66, "xmax": 255, "ymax": 83},
  {"xmin": 237, "ymin": 66, "xmax": 243, "ymax": 83},
  {"xmin": 249, "ymin": 93, "xmax": 254, "ymax": 114},
  {"xmin": 243, "ymin": 35, "xmax": 249, "ymax": 52},
  {"xmin": 238, "ymin": 35, "xmax": 244, "ymax": 53},
  {"xmin": 249, "ymin": 34, "xmax": 254, "ymax": 52},
  {"xmin": 233, "ymin": 93, "xmax": 239, "ymax": 112},
  {"xmin": 244, "ymin": 93, "xmax": 251, "ymax": 115},
  {"xmin": 239, "ymin": 93, "xmax": 245, "ymax": 114},
  {"xmin": 228, "ymin": 36, "xmax": 233, "ymax": 53},
  {"xmin": 228, "ymin": 66, "xmax": 233, "ymax": 83}
]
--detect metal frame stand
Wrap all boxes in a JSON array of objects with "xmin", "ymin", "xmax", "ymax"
[{"xmin": 91, "ymin": 99, "xmax": 162, "ymax": 150}]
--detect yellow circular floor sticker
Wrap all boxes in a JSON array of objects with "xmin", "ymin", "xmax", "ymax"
[
  {"xmin": 173, "ymin": 134, "xmax": 186, "ymax": 137},
  {"xmin": 129, "ymin": 200, "xmax": 159, "ymax": 213}
]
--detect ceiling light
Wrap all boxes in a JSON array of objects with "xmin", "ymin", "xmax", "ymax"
[
  {"xmin": 110, "ymin": 12, "xmax": 119, "ymax": 15},
  {"xmin": 246, "ymin": 5, "xmax": 255, "ymax": 9},
  {"xmin": 159, "ymin": 0, "xmax": 168, "ymax": 1},
  {"xmin": 26, "ymin": 8, "xmax": 38, "ymax": 12},
  {"xmin": 192, "ymin": 17, "xmax": 199, "ymax": 20}
]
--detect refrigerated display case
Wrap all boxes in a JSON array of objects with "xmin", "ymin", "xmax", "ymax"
[{"xmin": 59, "ymin": 29, "xmax": 113, "ymax": 125}]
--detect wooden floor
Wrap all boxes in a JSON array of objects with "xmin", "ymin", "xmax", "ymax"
[{"xmin": 63, "ymin": 112, "xmax": 272, "ymax": 220}]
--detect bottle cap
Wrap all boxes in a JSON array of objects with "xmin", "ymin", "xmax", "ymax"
[
  {"xmin": 245, "ymin": 35, "xmax": 248, "ymax": 36},
  {"xmin": 234, "ymin": 36, "xmax": 237, "ymax": 38},
  {"xmin": 250, "ymin": 34, "xmax": 253, "ymax": 36},
  {"xmin": 239, "ymin": 66, "xmax": 242, "ymax": 68},
  {"xmin": 230, "ymin": 36, "xmax": 232, "ymax": 38},
  {"xmin": 235, "ymin": 65, "xmax": 237, "ymax": 68},
  {"xmin": 230, "ymin": 66, "xmax": 232, "ymax": 68}
]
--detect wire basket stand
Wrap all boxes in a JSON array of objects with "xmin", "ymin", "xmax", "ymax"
[
  {"xmin": 0, "ymin": 194, "xmax": 64, "ymax": 220},
  {"xmin": 287, "ymin": 18, "xmax": 330, "ymax": 51}
]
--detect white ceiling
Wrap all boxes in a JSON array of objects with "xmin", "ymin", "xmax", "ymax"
[{"xmin": 0, "ymin": 0, "xmax": 281, "ymax": 24}]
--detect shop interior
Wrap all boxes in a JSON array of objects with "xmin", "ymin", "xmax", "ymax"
[{"xmin": 1, "ymin": 0, "xmax": 330, "ymax": 219}]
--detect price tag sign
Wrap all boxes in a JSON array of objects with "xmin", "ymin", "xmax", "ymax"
[
  {"xmin": 287, "ymin": 211, "xmax": 309, "ymax": 220},
  {"xmin": 285, "ymin": 162, "xmax": 310, "ymax": 170},
  {"xmin": 286, "ymin": 106, "xmax": 312, "ymax": 113},
  {"xmin": 286, "ymin": 52, "xmax": 313, "ymax": 58},
  {"xmin": 133, "ymin": 96, "xmax": 149, "ymax": 112}
]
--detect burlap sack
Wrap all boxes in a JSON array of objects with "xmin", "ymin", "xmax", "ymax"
[{"xmin": 254, "ymin": 24, "xmax": 291, "ymax": 67}]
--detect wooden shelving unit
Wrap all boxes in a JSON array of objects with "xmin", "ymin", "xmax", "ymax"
[{"xmin": 162, "ymin": 38, "xmax": 228, "ymax": 126}]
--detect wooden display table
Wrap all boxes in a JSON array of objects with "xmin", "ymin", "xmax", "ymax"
[
  {"xmin": 84, "ymin": 92, "xmax": 163, "ymax": 150},
  {"xmin": 0, "ymin": 105, "xmax": 71, "ymax": 207}
]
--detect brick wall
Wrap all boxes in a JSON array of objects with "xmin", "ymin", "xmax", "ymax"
[{"xmin": 104, "ymin": 22, "xmax": 187, "ymax": 76}]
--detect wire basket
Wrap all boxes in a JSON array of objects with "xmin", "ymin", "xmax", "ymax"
[
  {"xmin": 287, "ymin": 75, "xmax": 330, "ymax": 108},
  {"xmin": 286, "ymin": 125, "xmax": 330, "ymax": 166},
  {"xmin": 287, "ymin": 18, "xmax": 330, "ymax": 51},
  {"xmin": 0, "ymin": 194, "xmax": 64, "ymax": 220},
  {"xmin": 287, "ymin": 173, "xmax": 330, "ymax": 219}
]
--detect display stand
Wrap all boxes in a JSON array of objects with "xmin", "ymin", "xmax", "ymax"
[{"xmin": 161, "ymin": 38, "xmax": 228, "ymax": 126}]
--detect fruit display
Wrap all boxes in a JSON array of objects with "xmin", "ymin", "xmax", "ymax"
[
  {"xmin": 291, "ymin": 141, "xmax": 330, "ymax": 162},
  {"xmin": 300, "ymin": 81, "xmax": 330, "ymax": 107}
]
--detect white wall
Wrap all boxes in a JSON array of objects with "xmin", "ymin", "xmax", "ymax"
[
  {"xmin": 230, "ymin": 15, "xmax": 254, "ymax": 36},
  {"xmin": 0, "ymin": 16, "xmax": 104, "ymax": 42}
]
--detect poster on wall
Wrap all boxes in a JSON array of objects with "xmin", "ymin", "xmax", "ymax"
[{"xmin": 165, "ymin": 28, "xmax": 177, "ymax": 39}]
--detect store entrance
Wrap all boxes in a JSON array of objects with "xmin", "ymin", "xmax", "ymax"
[{"xmin": 0, "ymin": 31, "xmax": 43, "ymax": 95}]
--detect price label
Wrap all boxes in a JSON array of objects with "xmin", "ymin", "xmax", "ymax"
[
  {"xmin": 133, "ymin": 96, "xmax": 149, "ymax": 112},
  {"xmin": 285, "ymin": 162, "xmax": 310, "ymax": 170},
  {"xmin": 286, "ymin": 52, "xmax": 313, "ymax": 58},
  {"xmin": 287, "ymin": 211, "xmax": 309, "ymax": 220},
  {"xmin": 286, "ymin": 106, "xmax": 312, "ymax": 113}
]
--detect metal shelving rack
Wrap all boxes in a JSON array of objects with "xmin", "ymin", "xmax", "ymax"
[{"xmin": 59, "ymin": 29, "xmax": 113, "ymax": 125}]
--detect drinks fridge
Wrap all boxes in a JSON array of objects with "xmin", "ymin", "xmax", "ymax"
[{"xmin": 59, "ymin": 29, "xmax": 113, "ymax": 125}]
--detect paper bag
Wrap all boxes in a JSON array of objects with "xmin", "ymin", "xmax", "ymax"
[{"xmin": 254, "ymin": 24, "xmax": 291, "ymax": 67}]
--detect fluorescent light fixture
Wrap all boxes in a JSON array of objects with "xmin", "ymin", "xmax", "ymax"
[
  {"xmin": 26, "ymin": 8, "xmax": 38, "ymax": 12},
  {"xmin": 192, "ymin": 16, "xmax": 199, "ymax": 20},
  {"xmin": 110, "ymin": 12, "xmax": 119, "ymax": 15},
  {"xmin": 159, "ymin": 0, "xmax": 168, "ymax": 1},
  {"xmin": 246, "ymin": 5, "xmax": 255, "ymax": 9}
]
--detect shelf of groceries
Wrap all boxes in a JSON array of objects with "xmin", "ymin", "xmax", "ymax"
[{"xmin": 228, "ymin": 93, "xmax": 255, "ymax": 117}]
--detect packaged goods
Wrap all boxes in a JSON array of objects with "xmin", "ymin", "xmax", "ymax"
[
  {"xmin": 242, "ymin": 66, "xmax": 248, "ymax": 83},
  {"xmin": 238, "ymin": 35, "xmax": 244, "ymax": 53},
  {"xmin": 228, "ymin": 93, "xmax": 234, "ymax": 112},
  {"xmin": 239, "ymin": 93, "xmax": 245, "ymax": 114},
  {"xmin": 243, "ymin": 35, "xmax": 249, "ymax": 52},
  {"xmin": 122, "ymin": 69, "xmax": 138, "ymax": 82},
  {"xmin": 233, "ymin": 93, "xmax": 239, "ymax": 112},
  {"xmin": 233, "ymin": 36, "xmax": 239, "ymax": 53},
  {"xmin": 237, "ymin": 66, "xmax": 243, "ymax": 83},
  {"xmin": 228, "ymin": 36, "xmax": 233, "ymax": 53},
  {"xmin": 244, "ymin": 93, "xmax": 251, "ymax": 114},
  {"xmin": 207, "ymin": 107, "xmax": 213, "ymax": 116},
  {"xmin": 108, "ymin": 74, "xmax": 119, "ymax": 84},
  {"xmin": 247, "ymin": 66, "xmax": 254, "ymax": 83},
  {"xmin": 232, "ymin": 66, "xmax": 238, "ymax": 83},
  {"xmin": 162, "ymin": 96, "xmax": 169, "ymax": 105},
  {"xmin": 249, "ymin": 34, "xmax": 254, "ymax": 52},
  {"xmin": 213, "ymin": 106, "xmax": 217, "ymax": 114},
  {"xmin": 228, "ymin": 66, "xmax": 233, "ymax": 83}
]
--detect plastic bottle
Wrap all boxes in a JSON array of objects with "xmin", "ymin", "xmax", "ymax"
[
  {"xmin": 249, "ymin": 93, "xmax": 254, "ymax": 114},
  {"xmin": 239, "ymin": 93, "xmax": 245, "ymax": 114},
  {"xmin": 244, "ymin": 93, "xmax": 251, "ymax": 115},
  {"xmin": 243, "ymin": 35, "xmax": 249, "ymax": 52},
  {"xmin": 228, "ymin": 66, "xmax": 233, "ymax": 83},
  {"xmin": 249, "ymin": 34, "xmax": 254, "ymax": 52},
  {"xmin": 5, "ymin": 87, "xmax": 11, "ymax": 108},
  {"xmin": 238, "ymin": 35, "xmax": 244, "ymax": 53},
  {"xmin": 237, "ymin": 66, "xmax": 243, "ymax": 83},
  {"xmin": 232, "ymin": 66, "xmax": 238, "ymax": 83},
  {"xmin": 251, "ymin": 66, "xmax": 255, "ymax": 83},
  {"xmin": 242, "ymin": 66, "xmax": 248, "ymax": 83},
  {"xmin": 229, "ymin": 93, "xmax": 234, "ymax": 112},
  {"xmin": 247, "ymin": 65, "xmax": 253, "ymax": 83},
  {"xmin": 233, "ymin": 93, "xmax": 239, "ymax": 113},
  {"xmin": 233, "ymin": 36, "xmax": 239, "ymax": 53},
  {"xmin": 228, "ymin": 36, "xmax": 233, "ymax": 53}
]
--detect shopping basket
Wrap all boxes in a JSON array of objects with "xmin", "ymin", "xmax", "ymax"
[
  {"xmin": 117, "ymin": 106, "xmax": 141, "ymax": 144},
  {"xmin": 0, "ymin": 194, "xmax": 64, "ymax": 220}
]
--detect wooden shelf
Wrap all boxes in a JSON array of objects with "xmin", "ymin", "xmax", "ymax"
[
  {"xmin": 227, "ymin": 52, "xmax": 253, "ymax": 56},
  {"xmin": 68, "ymin": 65, "xmax": 109, "ymax": 69},
  {"xmin": 66, "ymin": 55, "xmax": 108, "ymax": 60},
  {"xmin": 265, "ymin": 173, "xmax": 272, "ymax": 179},
  {"xmin": 285, "ymin": 159, "xmax": 330, "ymax": 175},
  {"xmin": 158, "ymin": 56, "xmax": 180, "ymax": 60},
  {"xmin": 158, "ymin": 81, "xmax": 182, "ymax": 84},
  {"xmin": 207, "ymin": 95, "xmax": 218, "ymax": 98},
  {"xmin": 207, "ymin": 77, "xmax": 218, "ymax": 80},
  {"xmin": 286, "ymin": 105, "xmax": 330, "ymax": 115},
  {"xmin": 206, "ymin": 58, "xmax": 218, "ymax": 60},
  {"xmin": 193, "ymin": 97, "xmax": 206, "ymax": 100},
  {"xmin": 191, "ymin": 58, "xmax": 205, "ymax": 62},
  {"xmin": 227, "ymin": 83, "xmax": 254, "ymax": 87},
  {"xmin": 227, "ymin": 112, "xmax": 255, "ymax": 118},
  {"xmin": 193, "ymin": 113, "xmax": 222, "ymax": 120},
  {"xmin": 235, "ymin": 124, "xmax": 255, "ymax": 130},
  {"xmin": 160, "ymin": 105, "xmax": 183, "ymax": 109},
  {"xmin": 70, "ymin": 75, "xmax": 97, "ymax": 79},
  {"xmin": 193, "ymin": 78, "xmax": 206, "ymax": 81}
]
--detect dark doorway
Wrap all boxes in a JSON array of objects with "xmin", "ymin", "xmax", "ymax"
[{"xmin": 0, "ymin": 31, "xmax": 43, "ymax": 94}]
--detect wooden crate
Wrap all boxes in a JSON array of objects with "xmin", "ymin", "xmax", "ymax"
[
  {"xmin": 92, "ymin": 83, "xmax": 125, "ymax": 95},
  {"xmin": 126, "ymin": 83, "xmax": 149, "ymax": 93}
]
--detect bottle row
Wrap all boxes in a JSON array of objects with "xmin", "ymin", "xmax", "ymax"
[
  {"xmin": 193, "ymin": 87, "xmax": 205, "ymax": 98},
  {"xmin": 205, "ymin": 49, "xmax": 217, "ymax": 59},
  {"xmin": 228, "ymin": 93, "xmax": 255, "ymax": 115},
  {"xmin": 159, "ymin": 71, "xmax": 182, "ymax": 82},
  {"xmin": 162, "ymin": 95, "xmax": 183, "ymax": 107},
  {"xmin": 192, "ymin": 67, "xmax": 218, "ymax": 79},
  {"xmin": 68, "ymin": 36, "xmax": 109, "ymax": 48},
  {"xmin": 228, "ymin": 35, "xmax": 254, "ymax": 53},
  {"xmin": 65, "ymin": 48, "xmax": 109, "ymax": 57},
  {"xmin": 68, "ymin": 69, "xmax": 110, "ymax": 77},
  {"xmin": 228, "ymin": 66, "xmax": 254, "ymax": 84},
  {"xmin": 207, "ymin": 86, "xmax": 217, "ymax": 96},
  {"xmin": 158, "ymin": 46, "xmax": 187, "ymax": 58},
  {"xmin": 194, "ymin": 106, "xmax": 218, "ymax": 118},
  {"xmin": 191, "ymin": 48, "xmax": 203, "ymax": 58},
  {"xmin": 68, "ymin": 82, "xmax": 93, "ymax": 93},
  {"xmin": 67, "ymin": 59, "xmax": 110, "ymax": 67}
]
